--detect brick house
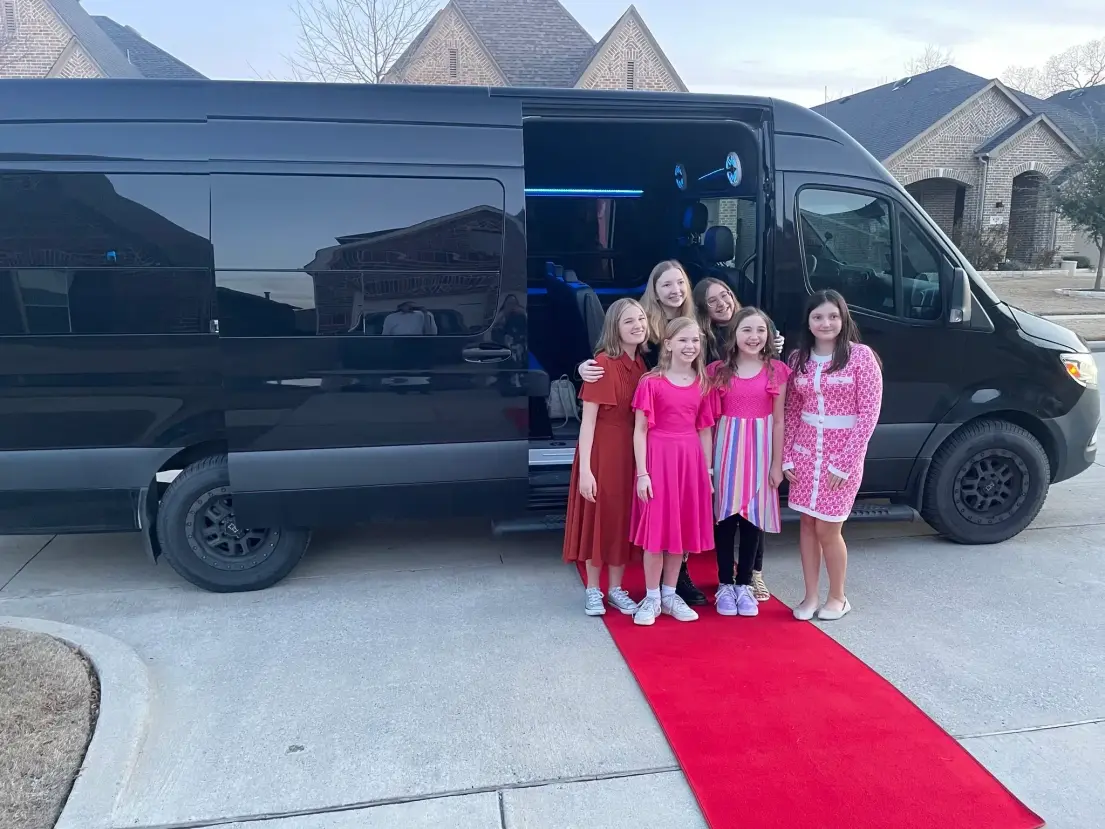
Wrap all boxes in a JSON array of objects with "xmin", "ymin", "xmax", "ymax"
[
  {"xmin": 0, "ymin": 0, "xmax": 204, "ymax": 79},
  {"xmin": 384, "ymin": 0, "xmax": 686, "ymax": 93},
  {"xmin": 814, "ymin": 67, "xmax": 1104, "ymax": 266}
]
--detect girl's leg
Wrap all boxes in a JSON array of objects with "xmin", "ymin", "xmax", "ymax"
[
  {"xmin": 677, "ymin": 554, "xmax": 706, "ymax": 606},
  {"xmin": 751, "ymin": 532, "xmax": 770, "ymax": 601},
  {"xmin": 714, "ymin": 516, "xmax": 740, "ymax": 616},
  {"xmin": 607, "ymin": 564, "xmax": 626, "ymax": 590},
  {"xmin": 794, "ymin": 514, "xmax": 822, "ymax": 619},
  {"xmin": 661, "ymin": 552, "xmax": 699, "ymax": 622},
  {"xmin": 733, "ymin": 517, "xmax": 762, "ymax": 616},
  {"xmin": 585, "ymin": 561, "xmax": 602, "ymax": 590},
  {"xmin": 816, "ymin": 520, "xmax": 849, "ymax": 614},
  {"xmin": 633, "ymin": 552, "xmax": 665, "ymax": 626}
]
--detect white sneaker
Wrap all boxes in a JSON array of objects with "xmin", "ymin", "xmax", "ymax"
[
  {"xmin": 607, "ymin": 587, "xmax": 639, "ymax": 616},
  {"xmin": 634, "ymin": 596, "xmax": 661, "ymax": 626},
  {"xmin": 661, "ymin": 593, "xmax": 699, "ymax": 622},
  {"xmin": 584, "ymin": 588, "xmax": 606, "ymax": 616}
]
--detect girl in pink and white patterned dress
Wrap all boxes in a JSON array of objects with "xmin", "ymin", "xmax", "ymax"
[{"xmin": 782, "ymin": 290, "xmax": 883, "ymax": 622}]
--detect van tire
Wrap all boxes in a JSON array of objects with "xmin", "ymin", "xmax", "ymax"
[
  {"xmin": 156, "ymin": 456, "xmax": 310, "ymax": 593},
  {"xmin": 921, "ymin": 419, "xmax": 1049, "ymax": 545}
]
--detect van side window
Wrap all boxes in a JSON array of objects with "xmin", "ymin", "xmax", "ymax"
[
  {"xmin": 0, "ymin": 172, "xmax": 214, "ymax": 336},
  {"xmin": 899, "ymin": 212, "xmax": 943, "ymax": 321},
  {"xmin": 212, "ymin": 175, "xmax": 505, "ymax": 337},
  {"xmin": 798, "ymin": 188, "xmax": 895, "ymax": 316}
]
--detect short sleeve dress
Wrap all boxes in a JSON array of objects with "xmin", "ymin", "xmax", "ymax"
[
  {"xmin": 629, "ymin": 375, "xmax": 716, "ymax": 555},
  {"xmin": 562, "ymin": 352, "xmax": 647, "ymax": 567}
]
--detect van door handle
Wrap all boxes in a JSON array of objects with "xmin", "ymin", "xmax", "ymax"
[{"xmin": 462, "ymin": 344, "xmax": 513, "ymax": 363}]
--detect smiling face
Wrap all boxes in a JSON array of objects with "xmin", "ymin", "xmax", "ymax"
[
  {"xmin": 704, "ymin": 282, "xmax": 736, "ymax": 324},
  {"xmin": 735, "ymin": 313, "xmax": 769, "ymax": 356},
  {"xmin": 618, "ymin": 304, "xmax": 648, "ymax": 347},
  {"xmin": 809, "ymin": 301, "xmax": 843, "ymax": 345},
  {"xmin": 656, "ymin": 267, "xmax": 689, "ymax": 311},
  {"xmin": 666, "ymin": 324, "xmax": 702, "ymax": 367}
]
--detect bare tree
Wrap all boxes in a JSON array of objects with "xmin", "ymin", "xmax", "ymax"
[
  {"xmin": 1003, "ymin": 37, "xmax": 1105, "ymax": 98},
  {"xmin": 1052, "ymin": 141, "xmax": 1105, "ymax": 290},
  {"xmin": 904, "ymin": 45, "xmax": 954, "ymax": 75},
  {"xmin": 286, "ymin": 0, "xmax": 438, "ymax": 84}
]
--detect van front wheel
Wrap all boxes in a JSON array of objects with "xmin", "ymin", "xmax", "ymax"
[
  {"xmin": 921, "ymin": 419, "xmax": 1050, "ymax": 545},
  {"xmin": 156, "ymin": 456, "xmax": 310, "ymax": 592}
]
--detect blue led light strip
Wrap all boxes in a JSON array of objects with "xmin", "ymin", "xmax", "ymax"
[{"xmin": 524, "ymin": 187, "xmax": 643, "ymax": 198}]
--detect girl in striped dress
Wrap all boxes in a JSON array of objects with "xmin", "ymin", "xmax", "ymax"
[{"xmin": 707, "ymin": 307, "xmax": 790, "ymax": 617}]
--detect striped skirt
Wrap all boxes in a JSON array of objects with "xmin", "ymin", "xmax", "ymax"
[{"xmin": 713, "ymin": 414, "xmax": 782, "ymax": 534}]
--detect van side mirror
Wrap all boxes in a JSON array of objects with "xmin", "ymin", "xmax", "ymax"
[{"xmin": 949, "ymin": 267, "xmax": 972, "ymax": 325}]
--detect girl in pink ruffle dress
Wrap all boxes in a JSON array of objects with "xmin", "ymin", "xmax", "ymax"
[
  {"xmin": 630, "ymin": 317, "xmax": 716, "ymax": 627},
  {"xmin": 783, "ymin": 290, "xmax": 883, "ymax": 623}
]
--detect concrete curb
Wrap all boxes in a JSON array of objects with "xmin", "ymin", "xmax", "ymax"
[{"xmin": 0, "ymin": 617, "xmax": 151, "ymax": 829}]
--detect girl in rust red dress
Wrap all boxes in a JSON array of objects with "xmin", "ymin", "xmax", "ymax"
[{"xmin": 563, "ymin": 298, "xmax": 650, "ymax": 617}]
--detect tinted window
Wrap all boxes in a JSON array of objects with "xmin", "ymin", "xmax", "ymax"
[
  {"xmin": 0, "ymin": 269, "xmax": 213, "ymax": 335},
  {"xmin": 212, "ymin": 175, "xmax": 504, "ymax": 271},
  {"xmin": 0, "ymin": 172, "xmax": 211, "ymax": 269},
  {"xmin": 798, "ymin": 189, "xmax": 895, "ymax": 316},
  {"xmin": 214, "ymin": 175, "xmax": 505, "ymax": 337},
  {"xmin": 899, "ymin": 213, "xmax": 943, "ymax": 321}
]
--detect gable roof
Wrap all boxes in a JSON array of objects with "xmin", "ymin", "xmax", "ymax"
[
  {"xmin": 92, "ymin": 17, "xmax": 206, "ymax": 80},
  {"xmin": 450, "ymin": 0, "xmax": 595, "ymax": 88},
  {"xmin": 573, "ymin": 4, "xmax": 687, "ymax": 91},
  {"xmin": 46, "ymin": 0, "xmax": 142, "ymax": 78},
  {"xmin": 813, "ymin": 66, "xmax": 992, "ymax": 161},
  {"xmin": 1047, "ymin": 84, "xmax": 1105, "ymax": 135},
  {"xmin": 43, "ymin": 0, "xmax": 202, "ymax": 79}
]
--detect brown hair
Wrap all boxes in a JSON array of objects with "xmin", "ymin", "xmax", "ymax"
[
  {"xmin": 646, "ymin": 316, "xmax": 708, "ymax": 392},
  {"xmin": 692, "ymin": 276, "xmax": 741, "ymax": 360},
  {"xmin": 712, "ymin": 307, "xmax": 780, "ymax": 390},
  {"xmin": 594, "ymin": 298, "xmax": 648, "ymax": 359},
  {"xmin": 640, "ymin": 259, "xmax": 695, "ymax": 344},
  {"xmin": 791, "ymin": 289, "xmax": 881, "ymax": 374}
]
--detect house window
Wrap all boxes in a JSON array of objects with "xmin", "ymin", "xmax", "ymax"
[
  {"xmin": 2, "ymin": 1, "xmax": 17, "ymax": 38},
  {"xmin": 448, "ymin": 48, "xmax": 458, "ymax": 78},
  {"xmin": 626, "ymin": 60, "xmax": 636, "ymax": 89}
]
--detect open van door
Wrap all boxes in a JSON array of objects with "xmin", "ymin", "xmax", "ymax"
[{"xmin": 208, "ymin": 88, "xmax": 529, "ymax": 531}]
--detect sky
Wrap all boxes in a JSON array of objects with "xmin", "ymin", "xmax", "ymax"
[{"xmin": 82, "ymin": 0, "xmax": 1105, "ymax": 107}]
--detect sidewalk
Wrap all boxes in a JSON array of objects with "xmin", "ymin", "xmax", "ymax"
[{"xmin": 981, "ymin": 270, "xmax": 1105, "ymax": 342}]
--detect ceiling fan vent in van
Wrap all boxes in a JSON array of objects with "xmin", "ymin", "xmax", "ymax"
[{"xmin": 892, "ymin": 76, "xmax": 913, "ymax": 90}]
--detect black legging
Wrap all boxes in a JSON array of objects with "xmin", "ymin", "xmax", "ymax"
[{"xmin": 715, "ymin": 514, "xmax": 764, "ymax": 586}]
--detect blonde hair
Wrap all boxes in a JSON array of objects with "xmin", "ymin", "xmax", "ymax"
[
  {"xmin": 640, "ymin": 259, "xmax": 694, "ymax": 344},
  {"xmin": 647, "ymin": 316, "xmax": 708, "ymax": 392},
  {"xmin": 594, "ymin": 298, "xmax": 648, "ymax": 358}
]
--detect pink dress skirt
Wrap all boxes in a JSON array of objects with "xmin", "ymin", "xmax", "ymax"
[{"xmin": 630, "ymin": 375, "xmax": 716, "ymax": 554}]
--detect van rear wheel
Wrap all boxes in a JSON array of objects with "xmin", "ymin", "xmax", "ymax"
[
  {"xmin": 156, "ymin": 456, "xmax": 310, "ymax": 592},
  {"xmin": 921, "ymin": 419, "xmax": 1049, "ymax": 545}
]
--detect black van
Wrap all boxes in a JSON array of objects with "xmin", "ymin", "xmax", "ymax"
[{"xmin": 0, "ymin": 79, "xmax": 1098, "ymax": 592}]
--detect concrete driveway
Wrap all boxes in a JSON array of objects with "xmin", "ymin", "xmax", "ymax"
[{"xmin": 1, "ymin": 363, "xmax": 1102, "ymax": 829}]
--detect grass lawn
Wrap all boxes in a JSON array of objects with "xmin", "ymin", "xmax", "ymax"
[{"xmin": 0, "ymin": 628, "xmax": 98, "ymax": 829}]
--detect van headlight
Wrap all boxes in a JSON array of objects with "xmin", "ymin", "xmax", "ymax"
[{"xmin": 1060, "ymin": 353, "xmax": 1099, "ymax": 389}]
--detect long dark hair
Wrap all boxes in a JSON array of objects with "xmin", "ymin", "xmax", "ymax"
[
  {"xmin": 712, "ymin": 307, "xmax": 780, "ymax": 390},
  {"xmin": 791, "ymin": 290, "xmax": 877, "ymax": 374},
  {"xmin": 692, "ymin": 277, "xmax": 739, "ymax": 360}
]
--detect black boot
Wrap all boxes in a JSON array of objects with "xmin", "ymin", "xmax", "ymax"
[{"xmin": 676, "ymin": 558, "xmax": 706, "ymax": 606}]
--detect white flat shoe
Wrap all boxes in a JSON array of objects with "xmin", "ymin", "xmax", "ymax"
[
  {"xmin": 792, "ymin": 601, "xmax": 818, "ymax": 621},
  {"xmin": 816, "ymin": 598, "xmax": 852, "ymax": 621}
]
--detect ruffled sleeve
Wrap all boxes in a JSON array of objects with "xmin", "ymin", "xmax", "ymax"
[
  {"xmin": 697, "ymin": 384, "xmax": 719, "ymax": 431},
  {"xmin": 766, "ymin": 359, "xmax": 792, "ymax": 397},
  {"xmin": 631, "ymin": 375, "xmax": 657, "ymax": 427},
  {"xmin": 579, "ymin": 353, "xmax": 617, "ymax": 407}
]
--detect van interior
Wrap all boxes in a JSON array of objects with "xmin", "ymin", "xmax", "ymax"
[{"xmin": 520, "ymin": 118, "xmax": 764, "ymax": 443}]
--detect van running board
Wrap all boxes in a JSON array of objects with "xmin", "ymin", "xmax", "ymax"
[{"xmin": 492, "ymin": 502, "xmax": 919, "ymax": 536}]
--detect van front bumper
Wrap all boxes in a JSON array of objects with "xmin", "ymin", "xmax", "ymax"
[{"xmin": 1044, "ymin": 386, "xmax": 1100, "ymax": 484}]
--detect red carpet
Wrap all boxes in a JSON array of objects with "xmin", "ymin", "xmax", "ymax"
[{"xmin": 580, "ymin": 556, "xmax": 1044, "ymax": 829}]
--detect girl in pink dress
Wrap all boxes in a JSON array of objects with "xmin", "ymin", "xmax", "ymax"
[
  {"xmin": 707, "ymin": 308, "xmax": 790, "ymax": 618},
  {"xmin": 630, "ymin": 317, "xmax": 716, "ymax": 626},
  {"xmin": 782, "ymin": 290, "xmax": 883, "ymax": 622}
]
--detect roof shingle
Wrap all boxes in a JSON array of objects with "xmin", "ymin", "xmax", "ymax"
[
  {"xmin": 92, "ymin": 16, "xmax": 206, "ymax": 80},
  {"xmin": 46, "ymin": 0, "xmax": 142, "ymax": 78},
  {"xmin": 451, "ymin": 0, "xmax": 595, "ymax": 88}
]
